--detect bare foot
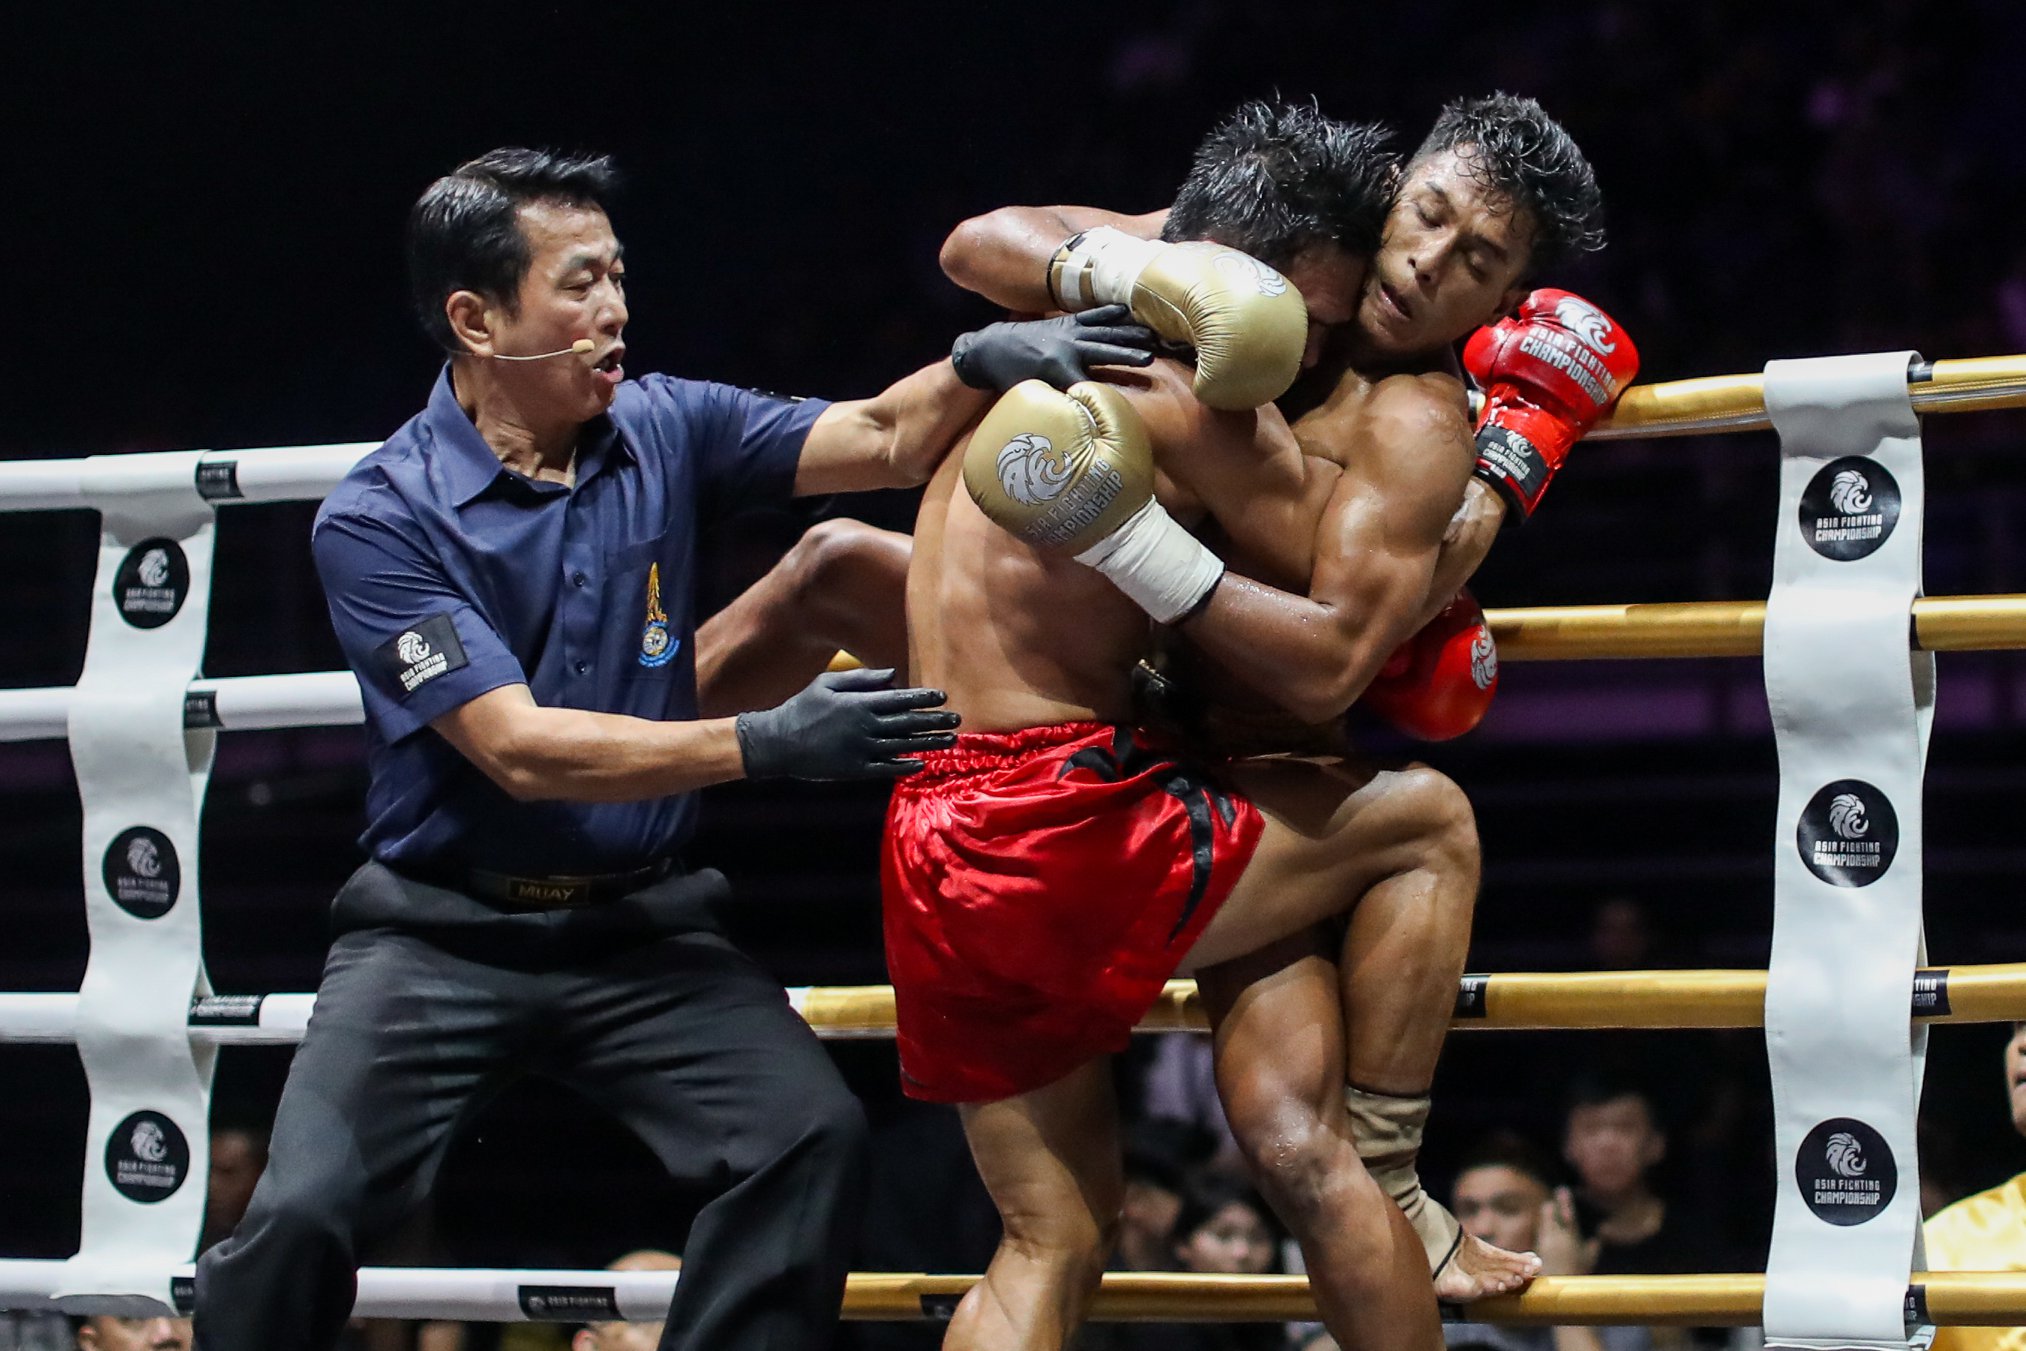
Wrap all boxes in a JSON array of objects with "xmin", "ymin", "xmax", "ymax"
[{"xmin": 1434, "ymin": 1232, "xmax": 1542, "ymax": 1301}]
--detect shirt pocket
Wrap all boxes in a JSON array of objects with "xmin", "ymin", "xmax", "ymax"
[{"xmin": 601, "ymin": 531, "xmax": 683, "ymax": 679}]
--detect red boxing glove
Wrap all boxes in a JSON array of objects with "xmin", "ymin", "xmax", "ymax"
[
  {"xmin": 1361, "ymin": 590, "xmax": 1499, "ymax": 741},
  {"xmin": 1465, "ymin": 288, "xmax": 1639, "ymax": 521}
]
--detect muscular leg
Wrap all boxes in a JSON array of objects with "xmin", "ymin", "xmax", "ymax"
[
  {"xmin": 1335, "ymin": 761, "xmax": 1476, "ymax": 1095},
  {"xmin": 1197, "ymin": 938, "xmax": 1441, "ymax": 1351},
  {"xmin": 1184, "ymin": 757, "xmax": 1536, "ymax": 1298},
  {"xmin": 1183, "ymin": 757, "xmax": 1465, "ymax": 970},
  {"xmin": 946, "ymin": 1060, "xmax": 1123, "ymax": 1351},
  {"xmin": 1330, "ymin": 761, "xmax": 1532, "ymax": 1295},
  {"xmin": 694, "ymin": 518, "xmax": 911, "ymax": 716}
]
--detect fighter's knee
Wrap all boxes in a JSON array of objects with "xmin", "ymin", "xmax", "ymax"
[
  {"xmin": 1238, "ymin": 1114, "xmax": 1345, "ymax": 1227},
  {"xmin": 775, "ymin": 520, "xmax": 910, "ymax": 644},
  {"xmin": 787, "ymin": 518, "xmax": 902, "ymax": 595},
  {"xmin": 1220, "ymin": 1082, "xmax": 1336, "ymax": 1205},
  {"xmin": 1397, "ymin": 764, "xmax": 1480, "ymax": 875}
]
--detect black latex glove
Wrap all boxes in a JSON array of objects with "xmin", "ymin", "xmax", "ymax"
[
  {"xmin": 735, "ymin": 668, "xmax": 960, "ymax": 781},
  {"xmin": 951, "ymin": 305, "xmax": 1157, "ymax": 392}
]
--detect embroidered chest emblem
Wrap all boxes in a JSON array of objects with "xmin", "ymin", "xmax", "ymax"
[{"xmin": 639, "ymin": 561, "xmax": 677, "ymax": 668}]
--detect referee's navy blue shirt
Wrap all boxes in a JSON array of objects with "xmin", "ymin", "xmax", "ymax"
[{"xmin": 313, "ymin": 366, "xmax": 828, "ymax": 877}]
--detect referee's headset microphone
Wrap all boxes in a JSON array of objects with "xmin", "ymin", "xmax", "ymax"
[{"xmin": 484, "ymin": 339, "xmax": 598, "ymax": 362}]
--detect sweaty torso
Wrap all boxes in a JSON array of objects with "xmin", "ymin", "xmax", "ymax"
[
  {"xmin": 1154, "ymin": 355, "xmax": 1466, "ymax": 724},
  {"xmin": 911, "ymin": 350, "xmax": 1472, "ymax": 739},
  {"xmin": 908, "ymin": 359, "xmax": 1316, "ymax": 732}
]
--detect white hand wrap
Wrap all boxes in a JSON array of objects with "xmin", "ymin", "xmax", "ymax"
[
  {"xmin": 1073, "ymin": 498, "xmax": 1225, "ymax": 625},
  {"xmin": 1051, "ymin": 227, "xmax": 1166, "ymax": 311}
]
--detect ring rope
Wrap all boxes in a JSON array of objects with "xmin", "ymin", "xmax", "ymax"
[
  {"xmin": 0, "ymin": 965, "xmax": 2014, "ymax": 1045},
  {"xmin": 795, "ymin": 966, "xmax": 2016, "ymax": 1033},
  {"xmin": 0, "ymin": 354, "xmax": 2020, "ymax": 518},
  {"xmin": 1491, "ymin": 594, "xmax": 2026, "ymax": 661},
  {"xmin": 1587, "ymin": 354, "xmax": 2026, "ymax": 440},
  {"xmin": 0, "ymin": 1260, "xmax": 2018, "ymax": 1326},
  {"xmin": 0, "ymin": 590, "xmax": 2017, "ymax": 747}
]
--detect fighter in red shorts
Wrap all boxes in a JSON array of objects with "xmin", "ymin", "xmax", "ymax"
[
  {"xmin": 894, "ymin": 211, "xmax": 1451, "ymax": 1351},
  {"xmin": 698, "ymin": 96, "xmax": 1634, "ymax": 1323},
  {"xmin": 884, "ymin": 721, "xmax": 1262, "ymax": 1103},
  {"xmin": 885, "ymin": 99, "xmax": 1632, "ymax": 1351}
]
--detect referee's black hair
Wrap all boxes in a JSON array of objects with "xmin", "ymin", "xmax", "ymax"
[
  {"xmin": 1411, "ymin": 93, "xmax": 1605, "ymax": 277},
  {"xmin": 1163, "ymin": 99, "xmax": 1397, "ymax": 269},
  {"xmin": 407, "ymin": 147, "xmax": 618, "ymax": 353}
]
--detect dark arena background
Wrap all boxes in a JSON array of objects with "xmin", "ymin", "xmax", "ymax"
[{"xmin": 5, "ymin": 4, "xmax": 2026, "ymax": 1346}]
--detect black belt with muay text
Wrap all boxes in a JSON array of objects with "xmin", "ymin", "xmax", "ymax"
[{"xmin": 450, "ymin": 858, "xmax": 678, "ymax": 910}]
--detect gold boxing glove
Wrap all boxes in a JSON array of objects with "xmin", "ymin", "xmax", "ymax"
[
  {"xmin": 963, "ymin": 380, "xmax": 1225, "ymax": 623},
  {"xmin": 1048, "ymin": 227, "xmax": 1307, "ymax": 411}
]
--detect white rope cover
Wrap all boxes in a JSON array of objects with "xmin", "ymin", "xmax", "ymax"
[
  {"xmin": 0, "ymin": 444, "xmax": 376, "ymax": 513},
  {"xmin": 0, "ymin": 1260, "xmax": 680, "ymax": 1323},
  {"xmin": 0, "ymin": 674, "xmax": 366, "ymax": 745},
  {"xmin": 1759, "ymin": 354, "xmax": 1932, "ymax": 1350},
  {"xmin": 56, "ymin": 450, "xmax": 222, "ymax": 1307}
]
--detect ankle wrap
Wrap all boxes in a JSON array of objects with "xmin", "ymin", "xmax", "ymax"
[{"xmin": 1344, "ymin": 1084, "xmax": 1463, "ymax": 1276}]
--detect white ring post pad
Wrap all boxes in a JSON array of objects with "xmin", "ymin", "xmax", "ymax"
[
  {"xmin": 54, "ymin": 451, "xmax": 219, "ymax": 1314},
  {"xmin": 1761, "ymin": 353, "xmax": 1931, "ymax": 1350}
]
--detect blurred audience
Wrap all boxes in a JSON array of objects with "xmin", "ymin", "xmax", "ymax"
[
  {"xmin": 1583, "ymin": 899, "xmax": 1664, "ymax": 972},
  {"xmin": 1444, "ymin": 1131, "xmax": 1647, "ymax": 1351},
  {"xmin": 1170, "ymin": 1170, "xmax": 1279, "ymax": 1279},
  {"xmin": 69, "ymin": 1318, "xmax": 189, "ymax": 1351},
  {"xmin": 0, "ymin": 1312, "xmax": 68, "ymax": 1351},
  {"xmin": 1141, "ymin": 1037, "xmax": 1241, "ymax": 1170},
  {"xmin": 200, "ymin": 1127, "xmax": 269, "ymax": 1252},
  {"xmin": 571, "ymin": 1250, "xmax": 684, "ymax": 1351},
  {"xmin": 1563, "ymin": 1075, "xmax": 1725, "ymax": 1276},
  {"xmin": 1562, "ymin": 1075, "xmax": 1738, "ymax": 1350},
  {"xmin": 1091, "ymin": 1169, "xmax": 1284, "ymax": 1351},
  {"xmin": 1116, "ymin": 1118, "xmax": 1214, "ymax": 1273}
]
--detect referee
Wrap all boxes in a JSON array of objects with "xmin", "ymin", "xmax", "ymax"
[{"xmin": 192, "ymin": 148, "xmax": 1148, "ymax": 1350}]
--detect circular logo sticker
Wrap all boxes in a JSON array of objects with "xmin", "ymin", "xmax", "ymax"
[
  {"xmin": 1796, "ymin": 779, "xmax": 1898, "ymax": 888},
  {"xmin": 1796, "ymin": 1117, "xmax": 1895, "ymax": 1225},
  {"xmin": 113, "ymin": 538, "xmax": 190, "ymax": 628},
  {"xmin": 105, "ymin": 1111, "xmax": 190, "ymax": 1203},
  {"xmin": 102, "ymin": 827, "xmax": 180, "ymax": 919},
  {"xmin": 1799, "ymin": 457, "xmax": 1901, "ymax": 561}
]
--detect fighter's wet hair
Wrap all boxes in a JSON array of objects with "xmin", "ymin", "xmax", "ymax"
[
  {"xmin": 1412, "ymin": 93, "xmax": 1605, "ymax": 276},
  {"xmin": 407, "ymin": 147, "xmax": 619, "ymax": 353},
  {"xmin": 1163, "ymin": 99, "xmax": 1397, "ymax": 269}
]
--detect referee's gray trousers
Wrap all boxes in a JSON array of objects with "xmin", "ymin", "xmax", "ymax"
[{"xmin": 193, "ymin": 861, "xmax": 869, "ymax": 1351}]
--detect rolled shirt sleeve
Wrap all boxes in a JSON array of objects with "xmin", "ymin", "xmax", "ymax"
[{"xmin": 636, "ymin": 375, "xmax": 829, "ymax": 513}]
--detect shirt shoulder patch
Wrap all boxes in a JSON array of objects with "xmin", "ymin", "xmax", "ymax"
[{"xmin": 375, "ymin": 612, "xmax": 470, "ymax": 698}]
